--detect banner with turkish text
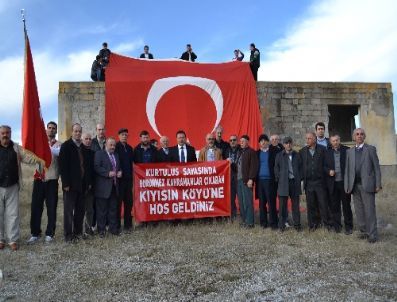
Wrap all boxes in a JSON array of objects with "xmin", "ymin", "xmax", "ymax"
[
  {"xmin": 133, "ymin": 160, "xmax": 230, "ymax": 222},
  {"xmin": 106, "ymin": 54, "xmax": 263, "ymax": 150}
]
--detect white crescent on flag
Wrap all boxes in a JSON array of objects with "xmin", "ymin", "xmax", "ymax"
[{"xmin": 146, "ymin": 76, "xmax": 224, "ymax": 137}]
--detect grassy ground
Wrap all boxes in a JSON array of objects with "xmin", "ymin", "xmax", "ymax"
[{"xmin": 0, "ymin": 166, "xmax": 396, "ymax": 301}]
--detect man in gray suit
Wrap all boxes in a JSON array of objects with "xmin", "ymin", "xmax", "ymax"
[
  {"xmin": 94, "ymin": 137, "xmax": 122, "ymax": 237},
  {"xmin": 345, "ymin": 128, "xmax": 382, "ymax": 243}
]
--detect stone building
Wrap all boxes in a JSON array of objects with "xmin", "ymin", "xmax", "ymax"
[{"xmin": 58, "ymin": 81, "xmax": 396, "ymax": 166}]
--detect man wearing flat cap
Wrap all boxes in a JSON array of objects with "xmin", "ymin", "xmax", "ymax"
[
  {"xmin": 115, "ymin": 128, "xmax": 134, "ymax": 232},
  {"xmin": 274, "ymin": 137, "xmax": 302, "ymax": 231}
]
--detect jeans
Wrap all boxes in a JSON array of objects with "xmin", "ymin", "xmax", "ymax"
[
  {"xmin": 230, "ymin": 173, "xmax": 238, "ymax": 219},
  {"xmin": 237, "ymin": 179, "xmax": 254, "ymax": 226}
]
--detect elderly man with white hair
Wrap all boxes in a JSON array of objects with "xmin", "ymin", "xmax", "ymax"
[{"xmin": 345, "ymin": 128, "xmax": 381, "ymax": 243}]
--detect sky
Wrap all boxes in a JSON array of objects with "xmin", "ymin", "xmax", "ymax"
[{"xmin": 0, "ymin": 0, "xmax": 396, "ymax": 143}]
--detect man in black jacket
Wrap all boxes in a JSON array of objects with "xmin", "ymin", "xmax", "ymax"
[
  {"xmin": 325, "ymin": 134, "xmax": 352, "ymax": 234},
  {"xmin": 214, "ymin": 125, "xmax": 228, "ymax": 159},
  {"xmin": 99, "ymin": 42, "xmax": 111, "ymax": 66},
  {"xmin": 59, "ymin": 124, "xmax": 92, "ymax": 242},
  {"xmin": 249, "ymin": 43, "xmax": 260, "ymax": 81},
  {"xmin": 139, "ymin": 45, "xmax": 154, "ymax": 59},
  {"xmin": 91, "ymin": 123, "xmax": 106, "ymax": 153},
  {"xmin": 269, "ymin": 134, "xmax": 284, "ymax": 225},
  {"xmin": 180, "ymin": 44, "xmax": 197, "ymax": 62},
  {"xmin": 115, "ymin": 128, "xmax": 134, "ymax": 232},
  {"xmin": 81, "ymin": 133, "xmax": 95, "ymax": 236},
  {"xmin": 134, "ymin": 130, "xmax": 158, "ymax": 163},
  {"xmin": 169, "ymin": 130, "xmax": 197, "ymax": 163},
  {"xmin": 274, "ymin": 137, "xmax": 302, "ymax": 231},
  {"xmin": 90, "ymin": 56, "xmax": 103, "ymax": 82},
  {"xmin": 299, "ymin": 132, "xmax": 330, "ymax": 230},
  {"xmin": 98, "ymin": 42, "xmax": 111, "ymax": 80}
]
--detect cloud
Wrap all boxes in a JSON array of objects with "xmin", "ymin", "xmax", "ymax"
[
  {"xmin": 113, "ymin": 39, "xmax": 145, "ymax": 55},
  {"xmin": 0, "ymin": 39, "xmax": 144, "ymax": 142},
  {"xmin": 259, "ymin": 0, "xmax": 397, "ymax": 84}
]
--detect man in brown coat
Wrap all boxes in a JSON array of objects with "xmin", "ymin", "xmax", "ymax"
[
  {"xmin": 198, "ymin": 133, "xmax": 223, "ymax": 162},
  {"xmin": 236, "ymin": 135, "xmax": 259, "ymax": 227}
]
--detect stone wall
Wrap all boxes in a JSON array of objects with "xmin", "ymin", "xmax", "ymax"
[
  {"xmin": 58, "ymin": 81, "xmax": 396, "ymax": 165},
  {"xmin": 58, "ymin": 82, "xmax": 105, "ymax": 141},
  {"xmin": 256, "ymin": 82, "xmax": 396, "ymax": 165}
]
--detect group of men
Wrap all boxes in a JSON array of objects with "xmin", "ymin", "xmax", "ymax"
[
  {"xmin": 90, "ymin": 42, "xmax": 261, "ymax": 82},
  {"xmin": 0, "ymin": 120, "xmax": 381, "ymax": 250}
]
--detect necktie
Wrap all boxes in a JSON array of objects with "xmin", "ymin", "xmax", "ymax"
[
  {"xmin": 109, "ymin": 153, "xmax": 117, "ymax": 184},
  {"xmin": 180, "ymin": 146, "xmax": 185, "ymax": 163}
]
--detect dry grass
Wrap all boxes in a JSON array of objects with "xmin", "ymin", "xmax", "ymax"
[{"xmin": 0, "ymin": 165, "xmax": 396, "ymax": 301}]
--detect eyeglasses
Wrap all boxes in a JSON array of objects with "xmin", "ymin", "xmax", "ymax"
[
  {"xmin": 355, "ymin": 133, "xmax": 365, "ymax": 136},
  {"xmin": 229, "ymin": 139, "xmax": 237, "ymax": 142},
  {"xmin": 207, "ymin": 138, "xmax": 215, "ymax": 141}
]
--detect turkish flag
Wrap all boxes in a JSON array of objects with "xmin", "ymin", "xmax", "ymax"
[
  {"xmin": 21, "ymin": 33, "xmax": 51, "ymax": 168},
  {"xmin": 106, "ymin": 54, "xmax": 263, "ymax": 149}
]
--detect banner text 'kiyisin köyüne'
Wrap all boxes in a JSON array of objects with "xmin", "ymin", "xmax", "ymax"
[{"xmin": 133, "ymin": 160, "xmax": 230, "ymax": 222}]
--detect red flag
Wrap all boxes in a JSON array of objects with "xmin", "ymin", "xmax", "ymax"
[
  {"xmin": 21, "ymin": 33, "xmax": 51, "ymax": 168},
  {"xmin": 106, "ymin": 54, "xmax": 263, "ymax": 149}
]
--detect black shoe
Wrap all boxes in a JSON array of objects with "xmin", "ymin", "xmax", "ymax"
[
  {"xmin": 279, "ymin": 227, "xmax": 286, "ymax": 233},
  {"xmin": 368, "ymin": 237, "xmax": 377, "ymax": 243},
  {"xmin": 344, "ymin": 228, "xmax": 353, "ymax": 235},
  {"xmin": 358, "ymin": 233, "xmax": 369, "ymax": 240},
  {"xmin": 260, "ymin": 223, "xmax": 268, "ymax": 229},
  {"xmin": 271, "ymin": 226, "xmax": 279, "ymax": 231},
  {"xmin": 99, "ymin": 232, "xmax": 105, "ymax": 238},
  {"xmin": 334, "ymin": 227, "xmax": 342, "ymax": 233},
  {"xmin": 246, "ymin": 224, "xmax": 254, "ymax": 229},
  {"xmin": 71, "ymin": 236, "xmax": 80, "ymax": 244},
  {"xmin": 295, "ymin": 226, "xmax": 302, "ymax": 232},
  {"xmin": 123, "ymin": 227, "xmax": 132, "ymax": 234}
]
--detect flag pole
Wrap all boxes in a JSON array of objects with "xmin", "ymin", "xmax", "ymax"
[
  {"xmin": 21, "ymin": 9, "xmax": 27, "ymax": 36},
  {"xmin": 20, "ymin": 8, "xmax": 52, "ymax": 168}
]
